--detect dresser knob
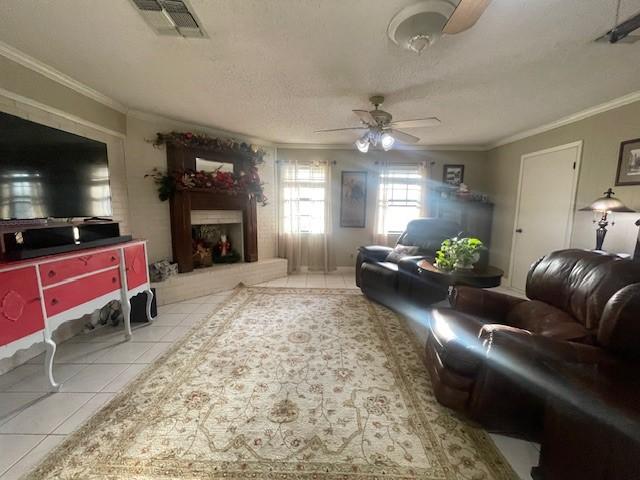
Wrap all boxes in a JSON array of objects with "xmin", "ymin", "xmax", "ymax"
[
  {"xmin": 48, "ymin": 270, "xmax": 56, "ymax": 278},
  {"xmin": 51, "ymin": 298, "xmax": 58, "ymax": 305},
  {"xmin": 111, "ymin": 256, "xmax": 117, "ymax": 262},
  {"xmin": 112, "ymin": 277, "xmax": 117, "ymax": 284}
]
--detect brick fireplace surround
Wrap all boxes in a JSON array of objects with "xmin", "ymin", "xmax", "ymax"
[{"xmin": 155, "ymin": 142, "xmax": 287, "ymax": 305}]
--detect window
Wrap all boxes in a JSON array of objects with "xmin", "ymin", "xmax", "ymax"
[
  {"xmin": 377, "ymin": 164, "xmax": 423, "ymax": 234},
  {"xmin": 281, "ymin": 163, "xmax": 326, "ymax": 234}
]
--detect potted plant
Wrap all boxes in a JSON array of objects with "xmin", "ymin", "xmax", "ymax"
[{"xmin": 434, "ymin": 237, "xmax": 484, "ymax": 272}]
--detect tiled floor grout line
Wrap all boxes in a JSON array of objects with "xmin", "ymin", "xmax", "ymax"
[{"xmin": 0, "ymin": 435, "xmax": 47, "ymax": 477}]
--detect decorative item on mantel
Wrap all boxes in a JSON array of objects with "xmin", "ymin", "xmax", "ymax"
[
  {"xmin": 145, "ymin": 131, "xmax": 268, "ymax": 205},
  {"xmin": 436, "ymin": 183, "xmax": 489, "ymax": 203},
  {"xmin": 580, "ymin": 188, "xmax": 636, "ymax": 250},
  {"xmin": 152, "ymin": 131, "xmax": 265, "ymax": 160}
]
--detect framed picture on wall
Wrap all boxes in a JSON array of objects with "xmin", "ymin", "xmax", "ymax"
[
  {"xmin": 443, "ymin": 164, "xmax": 465, "ymax": 186},
  {"xmin": 615, "ymin": 138, "xmax": 640, "ymax": 186},
  {"xmin": 340, "ymin": 171, "xmax": 367, "ymax": 228}
]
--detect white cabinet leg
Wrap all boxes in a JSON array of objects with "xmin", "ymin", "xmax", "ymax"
[
  {"xmin": 123, "ymin": 296, "xmax": 132, "ymax": 341},
  {"xmin": 145, "ymin": 288, "xmax": 155, "ymax": 323},
  {"xmin": 44, "ymin": 337, "xmax": 60, "ymax": 392}
]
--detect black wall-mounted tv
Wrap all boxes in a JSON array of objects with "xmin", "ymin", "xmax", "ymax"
[{"xmin": 0, "ymin": 111, "xmax": 112, "ymax": 220}]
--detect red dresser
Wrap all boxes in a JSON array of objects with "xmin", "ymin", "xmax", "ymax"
[{"xmin": 0, "ymin": 240, "xmax": 153, "ymax": 390}]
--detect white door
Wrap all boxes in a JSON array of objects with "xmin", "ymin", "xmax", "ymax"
[{"xmin": 509, "ymin": 142, "xmax": 582, "ymax": 291}]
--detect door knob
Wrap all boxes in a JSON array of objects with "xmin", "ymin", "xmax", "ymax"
[{"xmin": 515, "ymin": 228, "xmax": 523, "ymax": 233}]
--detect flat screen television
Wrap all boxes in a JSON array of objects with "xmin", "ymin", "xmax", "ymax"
[{"xmin": 0, "ymin": 111, "xmax": 112, "ymax": 220}]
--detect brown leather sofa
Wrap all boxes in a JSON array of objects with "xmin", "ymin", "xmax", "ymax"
[
  {"xmin": 425, "ymin": 249, "xmax": 640, "ymax": 439},
  {"xmin": 535, "ymin": 362, "xmax": 640, "ymax": 480},
  {"xmin": 356, "ymin": 218, "xmax": 461, "ymax": 308}
]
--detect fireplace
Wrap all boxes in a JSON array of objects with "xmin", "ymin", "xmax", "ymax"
[
  {"xmin": 191, "ymin": 210, "xmax": 243, "ymax": 267},
  {"xmin": 166, "ymin": 144, "xmax": 258, "ymax": 273}
]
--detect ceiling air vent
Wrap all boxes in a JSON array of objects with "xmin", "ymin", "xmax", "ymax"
[{"xmin": 130, "ymin": 0, "xmax": 205, "ymax": 38}]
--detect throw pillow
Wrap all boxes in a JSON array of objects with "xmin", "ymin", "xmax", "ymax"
[{"xmin": 385, "ymin": 244, "xmax": 420, "ymax": 264}]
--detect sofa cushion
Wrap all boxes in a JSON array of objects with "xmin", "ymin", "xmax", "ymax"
[
  {"xmin": 385, "ymin": 244, "xmax": 420, "ymax": 264},
  {"xmin": 506, "ymin": 300, "xmax": 595, "ymax": 343},
  {"xmin": 429, "ymin": 309, "xmax": 487, "ymax": 376}
]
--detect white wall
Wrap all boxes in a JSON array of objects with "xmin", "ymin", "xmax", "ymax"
[{"xmin": 124, "ymin": 112, "xmax": 277, "ymax": 263}]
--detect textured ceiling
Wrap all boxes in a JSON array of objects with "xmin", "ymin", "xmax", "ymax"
[{"xmin": 0, "ymin": 0, "xmax": 639, "ymax": 146}]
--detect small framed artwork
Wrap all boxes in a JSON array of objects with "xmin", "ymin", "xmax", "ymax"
[
  {"xmin": 615, "ymin": 138, "xmax": 640, "ymax": 186},
  {"xmin": 340, "ymin": 171, "xmax": 367, "ymax": 228},
  {"xmin": 443, "ymin": 164, "xmax": 465, "ymax": 186}
]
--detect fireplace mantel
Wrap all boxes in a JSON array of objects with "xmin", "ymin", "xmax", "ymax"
[{"xmin": 166, "ymin": 145, "xmax": 258, "ymax": 273}]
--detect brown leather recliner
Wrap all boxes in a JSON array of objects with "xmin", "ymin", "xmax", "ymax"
[
  {"xmin": 425, "ymin": 249, "xmax": 640, "ymax": 438},
  {"xmin": 536, "ymin": 361, "xmax": 640, "ymax": 480}
]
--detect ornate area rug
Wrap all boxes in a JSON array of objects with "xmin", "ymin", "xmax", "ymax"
[{"xmin": 26, "ymin": 287, "xmax": 515, "ymax": 480}]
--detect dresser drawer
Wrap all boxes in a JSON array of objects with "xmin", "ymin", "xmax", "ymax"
[
  {"xmin": 39, "ymin": 249, "xmax": 120, "ymax": 287},
  {"xmin": 44, "ymin": 267, "xmax": 121, "ymax": 317},
  {"xmin": 0, "ymin": 267, "xmax": 45, "ymax": 346},
  {"xmin": 124, "ymin": 244, "xmax": 148, "ymax": 290}
]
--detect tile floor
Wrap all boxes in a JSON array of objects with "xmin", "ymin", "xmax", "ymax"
[{"xmin": 0, "ymin": 272, "xmax": 538, "ymax": 479}]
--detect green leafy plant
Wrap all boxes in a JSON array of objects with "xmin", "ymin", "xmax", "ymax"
[{"xmin": 434, "ymin": 237, "xmax": 484, "ymax": 271}]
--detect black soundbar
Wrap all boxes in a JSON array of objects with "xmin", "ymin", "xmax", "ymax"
[{"xmin": 3, "ymin": 235, "xmax": 133, "ymax": 261}]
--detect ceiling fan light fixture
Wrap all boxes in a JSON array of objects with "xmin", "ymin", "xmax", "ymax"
[
  {"xmin": 408, "ymin": 34, "xmax": 433, "ymax": 54},
  {"xmin": 387, "ymin": 0, "xmax": 455, "ymax": 53},
  {"xmin": 355, "ymin": 137, "xmax": 370, "ymax": 153},
  {"xmin": 381, "ymin": 133, "xmax": 395, "ymax": 151}
]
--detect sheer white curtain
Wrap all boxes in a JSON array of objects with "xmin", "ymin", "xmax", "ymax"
[
  {"xmin": 278, "ymin": 160, "xmax": 336, "ymax": 273},
  {"xmin": 373, "ymin": 161, "xmax": 429, "ymax": 246},
  {"xmin": 373, "ymin": 160, "xmax": 393, "ymax": 246}
]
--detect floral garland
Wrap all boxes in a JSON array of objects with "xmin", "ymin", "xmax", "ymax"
[
  {"xmin": 153, "ymin": 131, "xmax": 265, "ymax": 164},
  {"xmin": 145, "ymin": 167, "xmax": 267, "ymax": 206},
  {"xmin": 147, "ymin": 131, "xmax": 268, "ymax": 205}
]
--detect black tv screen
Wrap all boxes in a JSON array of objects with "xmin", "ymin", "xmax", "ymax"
[{"xmin": 0, "ymin": 111, "xmax": 112, "ymax": 220}]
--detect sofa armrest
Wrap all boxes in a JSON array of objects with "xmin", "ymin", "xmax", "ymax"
[
  {"xmin": 470, "ymin": 324, "xmax": 617, "ymax": 438},
  {"xmin": 450, "ymin": 286, "xmax": 526, "ymax": 323},
  {"xmin": 479, "ymin": 324, "xmax": 612, "ymax": 367},
  {"xmin": 598, "ymin": 283, "xmax": 640, "ymax": 358},
  {"xmin": 357, "ymin": 245, "xmax": 393, "ymax": 262},
  {"xmin": 397, "ymin": 255, "xmax": 427, "ymax": 274}
]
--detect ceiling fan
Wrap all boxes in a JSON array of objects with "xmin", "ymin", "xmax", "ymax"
[
  {"xmin": 388, "ymin": 0, "xmax": 491, "ymax": 53},
  {"xmin": 314, "ymin": 96, "xmax": 440, "ymax": 152}
]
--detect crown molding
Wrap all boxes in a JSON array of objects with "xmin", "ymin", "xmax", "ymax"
[
  {"xmin": 127, "ymin": 109, "xmax": 275, "ymax": 147},
  {"xmin": 0, "ymin": 41, "xmax": 128, "ymax": 114},
  {"xmin": 490, "ymin": 90, "xmax": 640, "ymax": 149},
  {"xmin": 0, "ymin": 87, "xmax": 126, "ymax": 139},
  {"xmin": 274, "ymin": 143, "xmax": 489, "ymax": 151}
]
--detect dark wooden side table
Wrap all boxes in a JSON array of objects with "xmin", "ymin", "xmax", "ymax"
[{"xmin": 417, "ymin": 259, "xmax": 504, "ymax": 288}]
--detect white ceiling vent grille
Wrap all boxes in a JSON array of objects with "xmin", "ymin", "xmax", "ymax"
[{"xmin": 130, "ymin": 0, "xmax": 205, "ymax": 38}]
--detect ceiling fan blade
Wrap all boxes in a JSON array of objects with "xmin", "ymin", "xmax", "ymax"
[
  {"xmin": 353, "ymin": 109, "xmax": 376, "ymax": 125},
  {"xmin": 443, "ymin": 0, "xmax": 491, "ymax": 34},
  {"xmin": 314, "ymin": 127, "xmax": 367, "ymax": 133},
  {"xmin": 390, "ymin": 129, "xmax": 420, "ymax": 144},
  {"xmin": 390, "ymin": 117, "xmax": 441, "ymax": 129}
]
